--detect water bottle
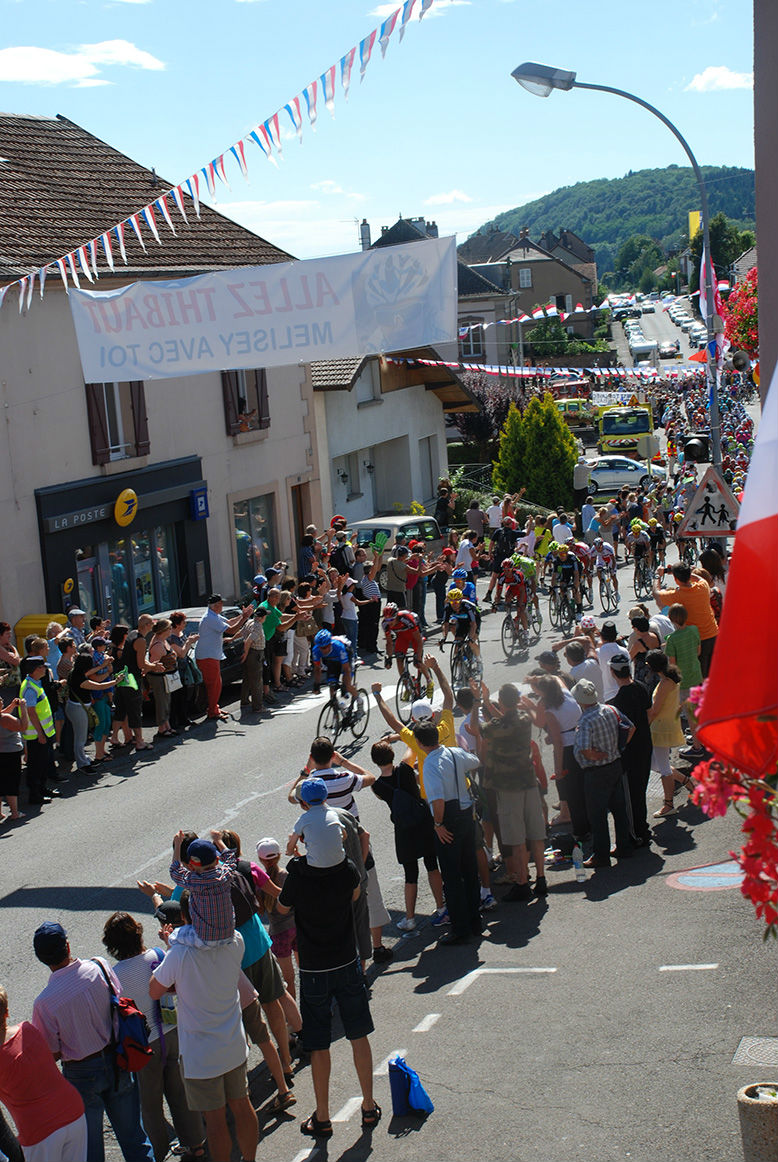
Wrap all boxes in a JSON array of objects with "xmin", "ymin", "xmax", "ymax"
[{"xmin": 572, "ymin": 843, "xmax": 586, "ymax": 883}]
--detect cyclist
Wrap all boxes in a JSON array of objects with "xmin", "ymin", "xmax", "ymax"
[
  {"xmin": 626, "ymin": 519, "xmax": 651, "ymax": 569},
  {"xmin": 449, "ymin": 567, "xmax": 477, "ymax": 605},
  {"xmin": 566, "ymin": 535, "xmax": 594, "ymax": 591},
  {"xmin": 548, "ymin": 543, "xmax": 582, "ymax": 617},
  {"xmin": 440, "ymin": 587, "xmax": 482, "ymax": 665},
  {"xmin": 591, "ymin": 537, "xmax": 619, "ymax": 601},
  {"xmin": 381, "ymin": 605, "xmax": 432, "ymax": 694},
  {"xmin": 511, "ymin": 548, "xmax": 539, "ymax": 617},
  {"xmin": 500, "ymin": 559, "xmax": 528, "ymax": 639},
  {"xmin": 647, "ymin": 517, "xmax": 666, "ymax": 567},
  {"xmin": 311, "ymin": 628, "xmax": 357, "ymax": 699}
]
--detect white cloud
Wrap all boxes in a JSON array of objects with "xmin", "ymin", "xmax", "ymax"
[
  {"xmin": 312, "ymin": 179, "xmax": 344, "ymax": 195},
  {"xmin": 425, "ymin": 189, "xmax": 472, "ymax": 206},
  {"xmin": 369, "ymin": 0, "xmax": 469, "ymax": 15},
  {"xmin": 685, "ymin": 65, "xmax": 752, "ymax": 92},
  {"xmin": 0, "ymin": 40, "xmax": 164, "ymax": 85}
]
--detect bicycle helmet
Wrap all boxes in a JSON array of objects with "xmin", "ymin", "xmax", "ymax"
[
  {"xmin": 382, "ymin": 602, "xmax": 398, "ymax": 617},
  {"xmin": 501, "ymin": 558, "xmax": 516, "ymax": 569},
  {"xmin": 452, "ymin": 568, "xmax": 468, "ymax": 579},
  {"xmin": 673, "ymin": 512, "xmax": 684, "ymax": 524},
  {"xmin": 648, "ymin": 518, "xmax": 658, "ymax": 526},
  {"xmin": 314, "ymin": 629, "xmax": 332, "ymax": 649},
  {"xmin": 448, "ymin": 588, "xmax": 464, "ymax": 601},
  {"xmin": 548, "ymin": 541, "xmax": 560, "ymax": 552},
  {"xmin": 593, "ymin": 537, "xmax": 604, "ymax": 548},
  {"xmin": 557, "ymin": 545, "xmax": 569, "ymax": 555}
]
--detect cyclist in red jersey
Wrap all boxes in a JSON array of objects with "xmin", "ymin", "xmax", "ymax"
[
  {"xmin": 381, "ymin": 605, "xmax": 431, "ymax": 689},
  {"xmin": 500, "ymin": 559, "xmax": 528, "ymax": 636}
]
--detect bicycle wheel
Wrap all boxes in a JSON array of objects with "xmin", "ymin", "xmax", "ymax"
[
  {"xmin": 501, "ymin": 613, "xmax": 519, "ymax": 659},
  {"xmin": 681, "ymin": 540, "xmax": 697, "ymax": 567},
  {"xmin": 395, "ymin": 670, "xmax": 416, "ymax": 724},
  {"xmin": 599, "ymin": 576, "xmax": 612, "ymax": 615},
  {"xmin": 317, "ymin": 697, "xmax": 340, "ymax": 741},
  {"xmin": 529, "ymin": 602, "xmax": 543, "ymax": 642},
  {"xmin": 349, "ymin": 688, "xmax": 371, "ymax": 738},
  {"xmin": 582, "ymin": 573, "xmax": 594, "ymax": 609},
  {"xmin": 450, "ymin": 643, "xmax": 466, "ymax": 689},
  {"xmin": 548, "ymin": 590, "xmax": 561, "ymax": 629},
  {"xmin": 462, "ymin": 644, "xmax": 482, "ymax": 682},
  {"xmin": 560, "ymin": 593, "xmax": 575, "ymax": 631}
]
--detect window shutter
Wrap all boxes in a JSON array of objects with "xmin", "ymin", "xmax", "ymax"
[
  {"xmin": 85, "ymin": 383, "xmax": 111, "ymax": 465},
  {"xmin": 221, "ymin": 371, "xmax": 240, "ymax": 435},
  {"xmin": 256, "ymin": 369, "xmax": 270, "ymax": 430},
  {"xmin": 129, "ymin": 380, "xmax": 150, "ymax": 456}
]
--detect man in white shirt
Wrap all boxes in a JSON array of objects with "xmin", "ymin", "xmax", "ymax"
[
  {"xmin": 563, "ymin": 639, "xmax": 604, "ymax": 700},
  {"xmin": 485, "ymin": 496, "xmax": 503, "ymax": 531},
  {"xmin": 150, "ymin": 899, "xmax": 257, "ymax": 1162},
  {"xmin": 596, "ymin": 621, "xmax": 626, "ymax": 701},
  {"xmin": 552, "ymin": 513, "xmax": 574, "ymax": 544}
]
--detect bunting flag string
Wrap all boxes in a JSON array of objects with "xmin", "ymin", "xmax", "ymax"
[
  {"xmin": 458, "ymin": 301, "xmax": 605, "ymax": 337},
  {"xmin": 0, "ymin": 0, "xmax": 437, "ymax": 311},
  {"xmin": 384, "ymin": 355, "xmax": 706, "ymax": 383}
]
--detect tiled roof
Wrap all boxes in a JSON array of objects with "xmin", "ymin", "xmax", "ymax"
[
  {"xmin": 457, "ymin": 228, "xmax": 520, "ymax": 264},
  {"xmin": 458, "ymin": 263, "xmax": 507, "ymax": 297},
  {"xmin": 0, "ymin": 113, "xmax": 293, "ymax": 280},
  {"xmin": 309, "ymin": 357, "xmax": 366, "ymax": 390}
]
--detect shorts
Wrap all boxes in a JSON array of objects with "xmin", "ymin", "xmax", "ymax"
[
  {"xmin": 271, "ymin": 927, "xmax": 298, "ymax": 960},
  {"xmin": 393, "ymin": 630, "xmax": 417, "ymax": 657},
  {"xmin": 244, "ymin": 948, "xmax": 285, "ymax": 1004},
  {"xmin": 241, "ymin": 997, "xmax": 270, "ymax": 1046},
  {"xmin": 269, "ymin": 635, "xmax": 287, "ymax": 658},
  {"xmin": 452, "ymin": 617, "xmax": 476, "ymax": 639},
  {"xmin": 123, "ymin": 688, "xmax": 143, "ymax": 729},
  {"xmin": 505, "ymin": 583, "xmax": 526, "ymax": 605},
  {"xmin": 299, "ymin": 959, "xmax": 374, "ymax": 1052},
  {"xmin": 496, "ymin": 787, "xmax": 546, "ymax": 846},
  {"xmin": 182, "ymin": 1061, "xmax": 249, "ymax": 1112}
]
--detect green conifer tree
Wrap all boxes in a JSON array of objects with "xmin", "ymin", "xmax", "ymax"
[
  {"xmin": 492, "ymin": 403, "xmax": 525, "ymax": 495},
  {"xmin": 493, "ymin": 394, "xmax": 577, "ymax": 508}
]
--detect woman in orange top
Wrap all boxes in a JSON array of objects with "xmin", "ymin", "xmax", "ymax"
[{"xmin": 652, "ymin": 562, "xmax": 718, "ymax": 676}]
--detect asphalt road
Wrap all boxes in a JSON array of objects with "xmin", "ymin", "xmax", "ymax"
[
  {"xmin": 611, "ymin": 298, "xmax": 700, "ymax": 369},
  {"xmin": 2, "ymin": 548, "xmax": 772, "ymax": 1162}
]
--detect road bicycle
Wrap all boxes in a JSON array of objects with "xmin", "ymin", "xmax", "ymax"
[
  {"xmin": 450, "ymin": 635, "xmax": 482, "ymax": 688},
  {"xmin": 501, "ymin": 604, "xmax": 530, "ymax": 660},
  {"xmin": 549, "ymin": 583, "xmax": 577, "ymax": 631},
  {"xmin": 394, "ymin": 655, "xmax": 427, "ymax": 725},
  {"xmin": 679, "ymin": 537, "xmax": 698, "ymax": 567},
  {"xmin": 316, "ymin": 663, "xmax": 370, "ymax": 742},
  {"xmin": 633, "ymin": 555, "xmax": 653, "ymax": 599},
  {"xmin": 598, "ymin": 567, "xmax": 619, "ymax": 615},
  {"xmin": 580, "ymin": 568, "xmax": 594, "ymax": 609},
  {"xmin": 527, "ymin": 595, "xmax": 543, "ymax": 643}
]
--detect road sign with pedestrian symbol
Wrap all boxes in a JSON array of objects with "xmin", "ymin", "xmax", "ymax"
[{"xmin": 675, "ymin": 465, "xmax": 740, "ymax": 538}]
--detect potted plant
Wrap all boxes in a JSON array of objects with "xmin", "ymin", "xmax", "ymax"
[{"xmin": 736, "ymin": 1083, "xmax": 778, "ymax": 1162}]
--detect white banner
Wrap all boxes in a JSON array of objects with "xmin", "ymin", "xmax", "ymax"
[
  {"xmin": 591, "ymin": 391, "xmax": 633, "ymax": 406},
  {"xmin": 68, "ymin": 236, "xmax": 457, "ymax": 381}
]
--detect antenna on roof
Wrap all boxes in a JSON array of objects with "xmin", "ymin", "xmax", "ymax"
[{"xmin": 151, "ymin": 167, "xmax": 159, "ymax": 189}]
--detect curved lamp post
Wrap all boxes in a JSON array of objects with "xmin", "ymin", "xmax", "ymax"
[{"xmin": 511, "ymin": 61, "xmax": 722, "ymax": 469}]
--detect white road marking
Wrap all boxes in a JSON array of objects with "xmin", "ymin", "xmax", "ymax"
[
  {"xmin": 659, "ymin": 963, "xmax": 718, "ymax": 972},
  {"xmin": 413, "ymin": 1013, "xmax": 441, "ymax": 1033},
  {"xmin": 332, "ymin": 1096, "xmax": 363, "ymax": 1122},
  {"xmin": 447, "ymin": 966, "xmax": 557, "ymax": 996},
  {"xmin": 291, "ymin": 1150, "xmax": 320, "ymax": 1162},
  {"xmin": 374, "ymin": 1049, "xmax": 407, "ymax": 1075}
]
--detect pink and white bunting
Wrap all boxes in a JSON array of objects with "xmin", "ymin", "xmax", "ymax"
[{"xmin": 0, "ymin": 0, "xmax": 438, "ymax": 311}]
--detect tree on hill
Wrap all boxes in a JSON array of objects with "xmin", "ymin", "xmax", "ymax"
[
  {"xmin": 688, "ymin": 212, "xmax": 756, "ymax": 296},
  {"xmin": 493, "ymin": 394, "xmax": 576, "ymax": 508}
]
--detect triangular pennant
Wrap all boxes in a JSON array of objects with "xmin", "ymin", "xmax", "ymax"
[
  {"xmin": 186, "ymin": 175, "xmax": 202, "ymax": 218},
  {"xmin": 213, "ymin": 155, "xmax": 230, "ymax": 188},
  {"xmin": 283, "ymin": 99, "xmax": 303, "ymax": 143},
  {"xmin": 141, "ymin": 205, "xmax": 161, "ymax": 245},
  {"xmin": 38, "ymin": 265, "xmax": 48, "ymax": 298},
  {"xmin": 420, "ymin": 0, "xmax": 433, "ymax": 16},
  {"xmin": 264, "ymin": 114, "xmax": 283, "ymax": 155},
  {"xmin": 201, "ymin": 163, "xmax": 216, "ymax": 197},
  {"xmin": 78, "ymin": 246, "xmax": 94, "ymax": 283},
  {"xmin": 0, "ymin": 284, "xmax": 10, "ymax": 311},
  {"xmin": 66, "ymin": 252, "xmax": 81, "ymax": 289},
  {"xmin": 340, "ymin": 47, "xmax": 356, "ymax": 98},
  {"xmin": 18, "ymin": 276, "xmax": 28, "ymax": 313},
  {"xmin": 156, "ymin": 194, "xmax": 177, "ymax": 235},
  {"xmin": 303, "ymin": 81, "xmax": 318, "ymax": 128},
  {"xmin": 128, "ymin": 214, "xmax": 147, "ymax": 252},
  {"xmin": 88, "ymin": 239, "xmax": 99, "ymax": 278},
  {"xmin": 27, "ymin": 270, "xmax": 35, "ymax": 308},
  {"xmin": 320, "ymin": 66, "xmax": 336, "ymax": 115},
  {"xmin": 359, "ymin": 30, "xmax": 377, "ymax": 79},
  {"xmin": 56, "ymin": 257, "xmax": 69, "ymax": 293},
  {"xmin": 379, "ymin": 9, "xmax": 399, "ymax": 56},
  {"xmin": 114, "ymin": 222, "xmax": 128, "ymax": 263},
  {"xmin": 171, "ymin": 185, "xmax": 190, "ymax": 225},
  {"xmin": 398, "ymin": 0, "xmax": 417, "ymax": 40},
  {"xmin": 230, "ymin": 140, "xmax": 249, "ymax": 177}
]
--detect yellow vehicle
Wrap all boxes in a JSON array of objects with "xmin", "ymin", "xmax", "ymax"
[
  {"xmin": 597, "ymin": 404, "xmax": 654, "ymax": 456},
  {"xmin": 555, "ymin": 398, "xmax": 594, "ymax": 428}
]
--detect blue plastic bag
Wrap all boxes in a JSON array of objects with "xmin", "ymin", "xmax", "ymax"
[{"xmin": 388, "ymin": 1055, "xmax": 434, "ymax": 1116}]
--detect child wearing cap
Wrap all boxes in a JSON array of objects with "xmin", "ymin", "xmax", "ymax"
[
  {"xmin": 256, "ymin": 837, "xmax": 298, "ymax": 998},
  {"xmin": 287, "ymin": 778, "xmax": 346, "ymax": 868},
  {"xmin": 169, "ymin": 831, "xmax": 238, "ymax": 943}
]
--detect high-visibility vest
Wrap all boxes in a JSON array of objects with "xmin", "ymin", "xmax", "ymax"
[{"xmin": 20, "ymin": 678, "xmax": 55, "ymax": 741}]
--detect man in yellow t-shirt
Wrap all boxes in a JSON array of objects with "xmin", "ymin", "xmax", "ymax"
[{"xmin": 371, "ymin": 653, "xmax": 454, "ymax": 799}]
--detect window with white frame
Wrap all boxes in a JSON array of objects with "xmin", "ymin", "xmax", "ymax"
[
  {"xmin": 519, "ymin": 268, "xmax": 532, "ymax": 288},
  {"xmin": 459, "ymin": 321, "xmax": 484, "ymax": 360}
]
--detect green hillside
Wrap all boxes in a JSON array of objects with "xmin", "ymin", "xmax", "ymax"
[{"xmin": 471, "ymin": 164, "xmax": 755, "ymax": 276}]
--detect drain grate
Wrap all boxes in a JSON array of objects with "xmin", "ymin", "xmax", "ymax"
[{"xmin": 733, "ymin": 1037, "xmax": 778, "ymax": 1067}]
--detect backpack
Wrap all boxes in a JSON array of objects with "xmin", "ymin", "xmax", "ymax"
[
  {"xmin": 230, "ymin": 858, "xmax": 260, "ymax": 928},
  {"xmin": 330, "ymin": 543, "xmax": 351, "ymax": 575},
  {"xmin": 93, "ymin": 959, "xmax": 153, "ymax": 1075}
]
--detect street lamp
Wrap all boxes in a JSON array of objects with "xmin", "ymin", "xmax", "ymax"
[{"xmin": 512, "ymin": 62, "xmax": 723, "ymax": 469}]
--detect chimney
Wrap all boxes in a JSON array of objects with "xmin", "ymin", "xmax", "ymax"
[
  {"xmin": 360, "ymin": 219, "xmax": 372, "ymax": 250},
  {"xmin": 519, "ymin": 226, "xmax": 530, "ymax": 240},
  {"xmin": 426, "ymin": 220, "xmax": 439, "ymax": 238}
]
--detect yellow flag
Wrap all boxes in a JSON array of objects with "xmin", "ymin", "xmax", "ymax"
[{"xmin": 688, "ymin": 210, "xmax": 701, "ymax": 241}]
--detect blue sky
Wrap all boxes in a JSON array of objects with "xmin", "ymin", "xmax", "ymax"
[{"xmin": 0, "ymin": 0, "xmax": 755, "ymax": 260}]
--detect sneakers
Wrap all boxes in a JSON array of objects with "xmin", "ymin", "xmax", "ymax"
[
  {"xmin": 503, "ymin": 882, "xmax": 533, "ymax": 902},
  {"xmin": 533, "ymin": 876, "xmax": 548, "ymax": 897},
  {"xmin": 679, "ymin": 745, "xmax": 706, "ymax": 761},
  {"xmin": 480, "ymin": 891, "xmax": 498, "ymax": 911},
  {"xmin": 400, "ymin": 687, "xmax": 411, "ymax": 702},
  {"xmin": 372, "ymin": 946, "xmax": 393, "ymax": 963},
  {"xmin": 430, "ymin": 906, "xmax": 449, "ymax": 926},
  {"xmin": 396, "ymin": 916, "xmax": 417, "ymax": 932}
]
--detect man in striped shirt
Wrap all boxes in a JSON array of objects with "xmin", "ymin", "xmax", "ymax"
[{"xmin": 293, "ymin": 737, "xmax": 376, "ymax": 818}]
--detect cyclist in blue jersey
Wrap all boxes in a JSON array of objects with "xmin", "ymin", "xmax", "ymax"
[
  {"xmin": 449, "ymin": 567, "xmax": 477, "ymax": 604},
  {"xmin": 312, "ymin": 630, "xmax": 356, "ymax": 697}
]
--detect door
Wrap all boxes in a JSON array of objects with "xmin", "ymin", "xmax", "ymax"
[{"xmin": 76, "ymin": 554, "xmax": 100, "ymax": 620}]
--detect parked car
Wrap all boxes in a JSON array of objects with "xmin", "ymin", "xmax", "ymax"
[
  {"xmin": 659, "ymin": 340, "xmax": 681, "ymax": 358},
  {"xmin": 587, "ymin": 455, "xmax": 667, "ymax": 493},
  {"xmin": 348, "ymin": 514, "xmax": 443, "ymax": 591},
  {"xmin": 641, "ymin": 302, "xmax": 656, "ymax": 313},
  {"xmin": 159, "ymin": 605, "xmax": 244, "ymax": 684}
]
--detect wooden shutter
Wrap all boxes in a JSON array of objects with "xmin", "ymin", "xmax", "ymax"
[
  {"xmin": 129, "ymin": 380, "xmax": 150, "ymax": 456},
  {"xmin": 221, "ymin": 371, "xmax": 240, "ymax": 435},
  {"xmin": 85, "ymin": 383, "xmax": 111, "ymax": 465},
  {"xmin": 256, "ymin": 369, "xmax": 270, "ymax": 430}
]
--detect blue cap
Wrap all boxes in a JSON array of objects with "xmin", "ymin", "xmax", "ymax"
[
  {"xmin": 299, "ymin": 777, "xmax": 328, "ymax": 805},
  {"xmin": 33, "ymin": 921, "xmax": 68, "ymax": 965},
  {"xmin": 186, "ymin": 839, "xmax": 220, "ymax": 868}
]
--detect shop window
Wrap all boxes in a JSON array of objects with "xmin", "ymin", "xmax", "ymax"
[
  {"xmin": 233, "ymin": 494, "xmax": 277, "ymax": 595},
  {"xmin": 221, "ymin": 369, "xmax": 270, "ymax": 436},
  {"xmin": 459, "ymin": 323, "xmax": 484, "ymax": 360},
  {"xmin": 85, "ymin": 381, "xmax": 150, "ymax": 465}
]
